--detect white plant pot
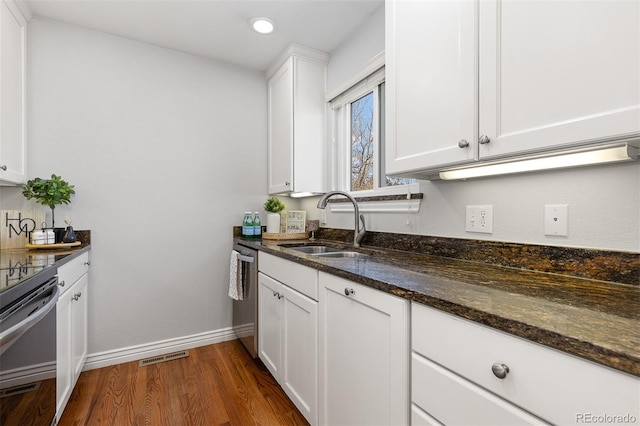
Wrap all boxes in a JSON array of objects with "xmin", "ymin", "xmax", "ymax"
[{"xmin": 266, "ymin": 213, "xmax": 281, "ymax": 234}]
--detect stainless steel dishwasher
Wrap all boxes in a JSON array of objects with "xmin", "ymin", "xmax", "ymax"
[{"xmin": 232, "ymin": 242, "xmax": 258, "ymax": 358}]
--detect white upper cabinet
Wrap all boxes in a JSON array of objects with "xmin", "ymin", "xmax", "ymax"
[
  {"xmin": 478, "ymin": 0, "xmax": 640, "ymax": 160},
  {"xmin": 267, "ymin": 45, "xmax": 328, "ymax": 195},
  {"xmin": 386, "ymin": 0, "xmax": 640, "ymax": 177},
  {"xmin": 386, "ymin": 0, "xmax": 478, "ymax": 174},
  {"xmin": 0, "ymin": 0, "xmax": 28, "ymax": 185}
]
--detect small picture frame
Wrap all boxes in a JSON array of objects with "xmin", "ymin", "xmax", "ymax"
[{"xmin": 285, "ymin": 210, "xmax": 307, "ymax": 234}]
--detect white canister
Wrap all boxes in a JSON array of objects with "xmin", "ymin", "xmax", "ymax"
[
  {"xmin": 266, "ymin": 213, "xmax": 281, "ymax": 234},
  {"xmin": 31, "ymin": 229, "xmax": 55, "ymax": 245}
]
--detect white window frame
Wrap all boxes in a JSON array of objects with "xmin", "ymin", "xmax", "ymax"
[
  {"xmin": 327, "ymin": 65, "xmax": 421, "ymax": 214},
  {"xmin": 330, "ymin": 68, "xmax": 384, "ymax": 191}
]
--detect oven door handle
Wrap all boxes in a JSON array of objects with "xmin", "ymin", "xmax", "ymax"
[
  {"xmin": 0, "ymin": 285, "xmax": 60, "ymax": 355},
  {"xmin": 237, "ymin": 254, "xmax": 254, "ymax": 263}
]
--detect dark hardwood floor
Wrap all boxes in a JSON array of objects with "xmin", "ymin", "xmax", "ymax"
[{"xmin": 59, "ymin": 339, "xmax": 308, "ymax": 425}]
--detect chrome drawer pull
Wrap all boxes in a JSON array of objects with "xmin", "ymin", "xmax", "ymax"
[
  {"xmin": 344, "ymin": 288, "xmax": 354, "ymax": 296},
  {"xmin": 491, "ymin": 363, "xmax": 509, "ymax": 379}
]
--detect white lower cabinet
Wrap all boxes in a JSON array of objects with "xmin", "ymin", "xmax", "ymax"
[
  {"xmin": 56, "ymin": 251, "xmax": 90, "ymax": 422},
  {"xmin": 258, "ymin": 253, "xmax": 638, "ymax": 426},
  {"xmin": 319, "ymin": 272, "xmax": 409, "ymax": 426},
  {"xmin": 411, "ymin": 302, "xmax": 640, "ymax": 426},
  {"xmin": 412, "ymin": 353, "xmax": 545, "ymax": 425},
  {"xmin": 258, "ymin": 252, "xmax": 318, "ymax": 425}
]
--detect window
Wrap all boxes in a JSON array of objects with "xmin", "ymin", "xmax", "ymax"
[
  {"xmin": 330, "ymin": 67, "xmax": 414, "ymax": 194},
  {"xmin": 351, "ymin": 91, "xmax": 375, "ymax": 191}
]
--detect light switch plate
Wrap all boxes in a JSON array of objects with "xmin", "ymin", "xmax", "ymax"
[{"xmin": 544, "ymin": 204, "xmax": 568, "ymax": 236}]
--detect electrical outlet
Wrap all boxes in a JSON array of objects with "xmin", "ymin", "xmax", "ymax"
[
  {"xmin": 545, "ymin": 204, "xmax": 568, "ymax": 236},
  {"xmin": 465, "ymin": 205, "xmax": 493, "ymax": 234}
]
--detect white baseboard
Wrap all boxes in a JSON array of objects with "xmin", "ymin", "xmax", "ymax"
[
  {"xmin": 83, "ymin": 326, "xmax": 237, "ymax": 371},
  {"xmin": 0, "ymin": 361, "xmax": 56, "ymax": 389}
]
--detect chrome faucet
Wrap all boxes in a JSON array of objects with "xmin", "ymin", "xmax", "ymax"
[{"xmin": 317, "ymin": 191, "xmax": 366, "ymax": 247}]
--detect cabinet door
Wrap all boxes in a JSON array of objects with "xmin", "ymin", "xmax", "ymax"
[
  {"xmin": 386, "ymin": 0, "xmax": 477, "ymax": 175},
  {"xmin": 479, "ymin": 0, "xmax": 640, "ymax": 159},
  {"xmin": 258, "ymin": 272, "xmax": 282, "ymax": 379},
  {"xmin": 71, "ymin": 274, "xmax": 88, "ymax": 378},
  {"xmin": 319, "ymin": 272, "xmax": 409, "ymax": 426},
  {"xmin": 291, "ymin": 56, "xmax": 326, "ymax": 194},
  {"xmin": 56, "ymin": 285, "xmax": 73, "ymax": 421},
  {"xmin": 268, "ymin": 58, "xmax": 294, "ymax": 194},
  {"xmin": 281, "ymin": 284, "xmax": 318, "ymax": 425},
  {"xmin": 0, "ymin": 0, "xmax": 27, "ymax": 184}
]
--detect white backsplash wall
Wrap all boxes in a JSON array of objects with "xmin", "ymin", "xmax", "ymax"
[
  {"xmin": 300, "ymin": 161, "xmax": 640, "ymax": 252},
  {"xmin": 0, "ymin": 17, "xmax": 268, "ymax": 357}
]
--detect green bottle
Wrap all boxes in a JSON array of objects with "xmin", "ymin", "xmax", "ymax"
[
  {"xmin": 242, "ymin": 212, "xmax": 254, "ymax": 239},
  {"xmin": 253, "ymin": 212, "xmax": 262, "ymax": 239}
]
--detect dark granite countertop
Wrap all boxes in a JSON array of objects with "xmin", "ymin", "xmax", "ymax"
[
  {"xmin": 235, "ymin": 235, "xmax": 639, "ymax": 377},
  {"xmin": 1, "ymin": 230, "xmax": 91, "ymax": 293}
]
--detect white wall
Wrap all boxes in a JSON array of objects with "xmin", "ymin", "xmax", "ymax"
[
  {"xmin": 326, "ymin": 4, "xmax": 384, "ymax": 95},
  {"xmin": 302, "ymin": 6, "xmax": 640, "ymax": 252},
  {"xmin": 0, "ymin": 17, "xmax": 269, "ymax": 355}
]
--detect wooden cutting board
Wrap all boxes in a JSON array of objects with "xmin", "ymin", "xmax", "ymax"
[{"xmin": 0, "ymin": 210, "xmax": 46, "ymax": 249}]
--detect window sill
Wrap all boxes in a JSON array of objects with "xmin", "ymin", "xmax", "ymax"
[{"xmin": 328, "ymin": 183, "xmax": 423, "ymax": 214}]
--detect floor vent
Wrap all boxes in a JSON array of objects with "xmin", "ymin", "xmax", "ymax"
[
  {"xmin": 0, "ymin": 382, "xmax": 40, "ymax": 398},
  {"xmin": 138, "ymin": 350, "xmax": 189, "ymax": 367}
]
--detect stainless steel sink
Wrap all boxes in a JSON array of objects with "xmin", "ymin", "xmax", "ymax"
[
  {"xmin": 284, "ymin": 245, "xmax": 343, "ymax": 254},
  {"xmin": 280, "ymin": 244, "xmax": 369, "ymax": 258},
  {"xmin": 310, "ymin": 251, "xmax": 369, "ymax": 258}
]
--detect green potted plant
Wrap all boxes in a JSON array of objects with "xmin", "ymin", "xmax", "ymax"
[
  {"xmin": 22, "ymin": 174, "xmax": 75, "ymax": 230},
  {"xmin": 264, "ymin": 196, "xmax": 285, "ymax": 233}
]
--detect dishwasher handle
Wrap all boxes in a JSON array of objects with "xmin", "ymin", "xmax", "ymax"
[
  {"xmin": 237, "ymin": 254, "xmax": 255, "ymax": 263},
  {"xmin": 0, "ymin": 285, "xmax": 59, "ymax": 355}
]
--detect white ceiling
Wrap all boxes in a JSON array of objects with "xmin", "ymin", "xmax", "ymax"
[{"xmin": 23, "ymin": 0, "xmax": 384, "ymax": 72}]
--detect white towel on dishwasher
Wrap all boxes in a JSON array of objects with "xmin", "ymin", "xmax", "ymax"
[{"xmin": 229, "ymin": 250, "xmax": 244, "ymax": 300}]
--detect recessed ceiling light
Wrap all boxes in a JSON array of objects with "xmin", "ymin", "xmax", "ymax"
[{"xmin": 250, "ymin": 17, "xmax": 275, "ymax": 35}]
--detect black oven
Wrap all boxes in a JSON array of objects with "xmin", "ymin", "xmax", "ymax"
[{"xmin": 0, "ymin": 263, "xmax": 59, "ymax": 426}]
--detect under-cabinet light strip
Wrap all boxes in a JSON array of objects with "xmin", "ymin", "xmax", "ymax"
[{"xmin": 439, "ymin": 144, "xmax": 638, "ymax": 180}]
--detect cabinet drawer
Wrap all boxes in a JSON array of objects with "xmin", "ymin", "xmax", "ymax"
[
  {"xmin": 411, "ymin": 404, "xmax": 443, "ymax": 426},
  {"xmin": 259, "ymin": 252, "xmax": 318, "ymax": 300},
  {"xmin": 412, "ymin": 352, "xmax": 546, "ymax": 425},
  {"xmin": 411, "ymin": 303, "xmax": 640, "ymax": 425},
  {"xmin": 57, "ymin": 252, "xmax": 89, "ymax": 294}
]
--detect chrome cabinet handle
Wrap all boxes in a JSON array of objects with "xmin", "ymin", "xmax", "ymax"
[
  {"xmin": 272, "ymin": 291, "xmax": 283, "ymax": 299},
  {"xmin": 73, "ymin": 292, "xmax": 81, "ymax": 301},
  {"xmin": 285, "ymin": 181, "xmax": 291, "ymax": 186},
  {"xmin": 84, "ymin": 261, "xmax": 91, "ymax": 266},
  {"xmin": 344, "ymin": 288, "xmax": 354, "ymax": 296},
  {"xmin": 59, "ymin": 280, "xmax": 66, "ymax": 287},
  {"xmin": 479, "ymin": 135, "xmax": 491, "ymax": 145},
  {"xmin": 458, "ymin": 139, "xmax": 469, "ymax": 148},
  {"xmin": 491, "ymin": 363, "xmax": 509, "ymax": 379},
  {"xmin": 0, "ymin": 165, "xmax": 7, "ymax": 171}
]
